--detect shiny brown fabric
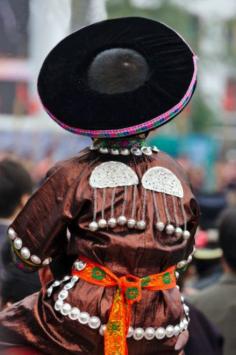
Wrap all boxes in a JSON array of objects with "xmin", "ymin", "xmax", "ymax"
[{"xmin": 0, "ymin": 148, "xmax": 199, "ymax": 354}]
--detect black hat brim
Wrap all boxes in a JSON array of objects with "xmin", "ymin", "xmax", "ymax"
[{"xmin": 38, "ymin": 17, "xmax": 197, "ymax": 138}]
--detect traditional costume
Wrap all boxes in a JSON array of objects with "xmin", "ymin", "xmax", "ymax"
[{"xmin": 0, "ymin": 17, "xmax": 199, "ymax": 355}]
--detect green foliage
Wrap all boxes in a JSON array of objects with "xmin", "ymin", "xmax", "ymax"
[{"xmin": 190, "ymin": 94, "xmax": 215, "ymax": 133}]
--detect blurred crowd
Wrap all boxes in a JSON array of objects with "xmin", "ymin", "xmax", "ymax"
[{"xmin": 0, "ymin": 150, "xmax": 236, "ymax": 355}]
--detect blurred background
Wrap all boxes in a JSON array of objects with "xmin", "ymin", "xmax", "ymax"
[
  {"xmin": 0, "ymin": 0, "xmax": 236, "ymax": 188},
  {"xmin": 0, "ymin": 2, "xmax": 236, "ymax": 352},
  {"xmin": 0, "ymin": 0, "xmax": 236, "ymax": 237}
]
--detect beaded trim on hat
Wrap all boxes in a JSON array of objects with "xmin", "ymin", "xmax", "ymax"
[{"xmin": 45, "ymin": 56, "xmax": 198, "ymax": 138}]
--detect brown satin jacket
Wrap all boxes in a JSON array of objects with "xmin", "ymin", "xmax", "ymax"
[{"xmin": 0, "ymin": 147, "xmax": 199, "ymax": 355}]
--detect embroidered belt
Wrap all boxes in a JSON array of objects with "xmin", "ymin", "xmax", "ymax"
[{"xmin": 72, "ymin": 257, "xmax": 176, "ymax": 355}]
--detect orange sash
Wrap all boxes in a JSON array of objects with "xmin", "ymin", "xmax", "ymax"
[{"xmin": 72, "ymin": 257, "xmax": 176, "ymax": 355}]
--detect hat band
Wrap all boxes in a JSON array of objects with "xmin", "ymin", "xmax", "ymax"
[{"xmin": 45, "ymin": 56, "xmax": 197, "ymax": 138}]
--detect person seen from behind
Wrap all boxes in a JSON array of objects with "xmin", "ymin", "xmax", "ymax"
[{"xmin": 190, "ymin": 208, "xmax": 236, "ymax": 355}]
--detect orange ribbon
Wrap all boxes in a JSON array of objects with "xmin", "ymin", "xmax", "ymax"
[{"xmin": 72, "ymin": 257, "xmax": 176, "ymax": 355}]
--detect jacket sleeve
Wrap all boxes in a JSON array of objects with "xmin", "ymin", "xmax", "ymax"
[{"xmin": 7, "ymin": 163, "xmax": 80, "ymax": 271}]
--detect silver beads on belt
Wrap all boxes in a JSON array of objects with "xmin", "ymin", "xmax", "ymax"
[{"xmin": 52, "ymin": 265, "xmax": 190, "ymax": 342}]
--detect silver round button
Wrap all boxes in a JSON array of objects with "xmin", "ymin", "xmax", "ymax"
[
  {"xmin": 141, "ymin": 146, "xmax": 152, "ymax": 156},
  {"xmin": 136, "ymin": 220, "xmax": 146, "ymax": 230},
  {"xmin": 108, "ymin": 217, "xmax": 117, "ymax": 228},
  {"xmin": 61, "ymin": 303, "xmax": 71, "ymax": 316},
  {"xmin": 20, "ymin": 247, "xmax": 30, "ymax": 260},
  {"xmin": 58, "ymin": 289, "xmax": 68, "ymax": 300},
  {"xmin": 166, "ymin": 325, "xmax": 174, "ymax": 338},
  {"xmin": 175, "ymin": 227, "xmax": 183, "ymax": 238},
  {"xmin": 98, "ymin": 219, "xmax": 107, "ymax": 229},
  {"xmin": 8, "ymin": 227, "xmax": 17, "ymax": 240},
  {"xmin": 183, "ymin": 230, "xmax": 191, "ymax": 240},
  {"xmin": 155, "ymin": 221, "xmax": 165, "ymax": 232},
  {"xmin": 166, "ymin": 224, "xmax": 175, "ymax": 235},
  {"xmin": 156, "ymin": 327, "xmax": 166, "ymax": 339},
  {"xmin": 117, "ymin": 215, "xmax": 127, "ymax": 226},
  {"xmin": 54, "ymin": 299, "xmax": 63, "ymax": 311},
  {"xmin": 88, "ymin": 316, "xmax": 101, "ymax": 329},
  {"xmin": 133, "ymin": 327, "xmax": 144, "ymax": 340},
  {"xmin": 78, "ymin": 312, "xmax": 90, "ymax": 325},
  {"xmin": 144, "ymin": 327, "xmax": 155, "ymax": 340},
  {"xmin": 120, "ymin": 148, "xmax": 130, "ymax": 156},
  {"xmin": 127, "ymin": 219, "xmax": 136, "ymax": 229},
  {"xmin": 89, "ymin": 221, "xmax": 98, "ymax": 232},
  {"xmin": 31, "ymin": 255, "xmax": 41, "ymax": 265},
  {"xmin": 13, "ymin": 238, "xmax": 22, "ymax": 250},
  {"xmin": 69, "ymin": 307, "xmax": 80, "ymax": 320},
  {"xmin": 127, "ymin": 326, "xmax": 134, "ymax": 338}
]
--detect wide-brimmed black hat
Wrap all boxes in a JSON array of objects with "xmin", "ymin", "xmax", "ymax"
[{"xmin": 38, "ymin": 17, "xmax": 197, "ymax": 138}]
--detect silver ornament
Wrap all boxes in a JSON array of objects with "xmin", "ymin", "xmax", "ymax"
[
  {"xmin": 174, "ymin": 325, "xmax": 180, "ymax": 337},
  {"xmin": 144, "ymin": 327, "xmax": 155, "ymax": 340},
  {"xmin": 108, "ymin": 217, "xmax": 117, "ymax": 228},
  {"xmin": 166, "ymin": 224, "xmax": 175, "ymax": 235},
  {"xmin": 13, "ymin": 238, "xmax": 22, "ymax": 250},
  {"xmin": 136, "ymin": 220, "xmax": 146, "ymax": 230},
  {"xmin": 133, "ymin": 327, "xmax": 144, "ymax": 340},
  {"xmin": 141, "ymin": 146, "xmax": 152, "ymax": 156},
  {"xmin": 110, "ymin": 149, "xmax": 119, "ymax": 155},
  {"xmin": 183, "ymin": 230, "xmax": 191, "ymax": 240},
  {"xmin": 155, "ymin": 221, "xmax": 165, "ymax": 232},
  {"xmin": 166, "ymin": 325, "xmax": 174, "ymax": 338},
  {"xmin": 42, "ymin": 257, "xmax": 52, "ymax": 265},
  {"xmin": 184, "ymin": 304, "xmax": 190, "ymax": 315},
  {"xmin": 69, "ymin": 307, "xmax": 80, "ymax": 320},
  {"xmin": 179, "ymin": 320, "xmax": 185, "ymax": 332},
  {"xmin": 46, "ymin": 286, "xmax": 53, "ymax": 297},
  {"xmin": 175, "ymin": 227, "xmax": 183, "ymax": 237},
  {"xmin": 187, "ymin": 255, "xmax": 193, "ymax": 264},
  {"xmin": 152, "ymin": 146, "xmax": 160, "ymax": 153},
  {"xmin": 183, "ymin": 318, "xmax": 188, "ymax": 330},
  {"xmin": 98, "ymin": 219, "xmax": 107, "ymax": 229},
  {"xmin": 20, "ymin": 247, "xmax": 30, "ymax": 259},
  {"xmin": 89, "ymin": 221, "xmax": 98, "ymax": 232},
  {"xmin": 131, "ymin": 147, "xmax": 142, "ymax": 156},
  {"xmin": 61, "ymin": 303, "xmax": 71, "ymax": 316},
  {"xmin": 30, "ymin": 255, "xmax": 41, "ymax": 265},
  {"xmin": 117, "ymin": 215, "xmax": 127, "ymax": 226},
  {"xmin": 89, "ymin": 144, "xmax": 98, "ymax": 151},
  {"xmin": 8, "ymin": 227, "xmax": 17, "ymax": 240},
  {"xmin": 63, "ymin": 275, "xmax": 71, "ymax": 281},
  {"xmin": 99, "ymin": 147, "xmax": 109, "ymax": 154},
  {"xmin": 54, "ymin": 299, "xmax": 63, "ymax": 311},
  {"xmin": 99, "ymin": 324, "xmax": 106, "ymax": 336},
  {"xmin": 58, "ymin": 289, "xmax": 68, "ymax": 300},
  {"xmin": 52, "ymin": 280, "xmax": 61, "ymax": 287},
  {"xmin": 120, "ymin": 148, "xmax": 130, "ymax": 156},
  {"xmin": 127, "ymin": 219, "xmax": 136, "ymax": 229},
  {"xmin": 78, "ymin": 312, "xmax": 90, "ymax": 325},
  {"xmin": 88, "ymin": 316, "xmax": 101, "ymax": 329},
  {"xmin": 64, "ymin": 282, "xmax": 75, "ymax": 290},
  {"xmin": 74, "ymin": 260, "xmax": 86, "ymax": 271},
  {"xmin": 71, "ymin": 275, "xmax": 79, "ymax": 283},
  {"xmin": 127, "ymin": 326, "xmax": 134, "ymax": 338},
  {"xmin": 155, "ymin": 327, "xmax": 166, "ymax": 340},
  {"xmin": 177, "ymin": 260, "xmax": 187, "ymax": 269}
]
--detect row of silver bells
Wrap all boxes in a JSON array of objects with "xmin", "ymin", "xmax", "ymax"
[{"xmin": 88, "ymin": 217, "xmax": 190, "ymax": 239}]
